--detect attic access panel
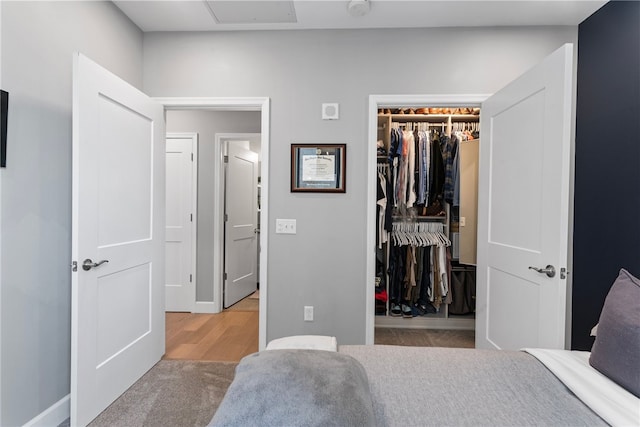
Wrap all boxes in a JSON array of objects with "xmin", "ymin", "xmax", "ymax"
[{"xmin": 206, "ymin": 1, "xmax": 297, "ymax": 24}]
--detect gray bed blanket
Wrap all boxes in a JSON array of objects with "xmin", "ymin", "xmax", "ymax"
[
  {"xmin": 340, "ymin": 345, "xmax": 607, "ymax": 427},
  {"xmin": 209, "ymin": 349, "xmax": 375, "ymax": 426}
]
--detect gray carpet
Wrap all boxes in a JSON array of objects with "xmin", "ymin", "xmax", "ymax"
[{"xmin": 57, "ymin": 360, "xmax": 237, "ymax": 427}]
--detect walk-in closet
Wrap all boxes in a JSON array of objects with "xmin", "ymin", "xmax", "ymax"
[{"xmin": 374, "ymin": 107, "xmax": 479, "ymax": 339}]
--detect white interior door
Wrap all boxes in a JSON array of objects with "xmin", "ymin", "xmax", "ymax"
[
  {"xmin": 71, "ymin": 53, "xmax": 165, "ymax": 426},
  {"xmin": 165, "ymin": 133, "xmax": 197, "ymax": 312},
  {"xmin": 476, "ymin": 44, "xmax": 574, "ymax": 350},
  {"xmin": 224, "ymin": 142, "xmax": 258, "ymax": 308}
]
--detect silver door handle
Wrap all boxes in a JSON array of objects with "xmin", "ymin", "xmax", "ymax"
[
  {"xmin": 82, "ymin": 258, "xmax": 109, "ymax": 271},
  {"xmin": 528, "ymin": 265, "xmax": 556, "ymax": 278}
]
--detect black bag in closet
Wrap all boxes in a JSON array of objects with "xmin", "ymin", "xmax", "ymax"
[{"xmin": 449, "ymin": 269, "xmax": 476, "ymax": 315}]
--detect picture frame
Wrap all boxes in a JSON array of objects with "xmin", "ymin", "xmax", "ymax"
[{"xmin": 291, "ymin": 143, "xmax": 346, "ymax": 193}]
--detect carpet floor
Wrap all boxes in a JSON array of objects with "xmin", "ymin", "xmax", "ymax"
[{"xmin": 86, "ymin": 360, "xmax": 237, "ymax": 427}]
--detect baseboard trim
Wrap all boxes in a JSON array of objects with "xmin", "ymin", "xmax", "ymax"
[
  {"xmin": 23, "ymin": 394, "xmax": 69, "ymax": 427},
  {"xmin": 193, "ymin": 301, "xmax": 219, "ymax": 314}
]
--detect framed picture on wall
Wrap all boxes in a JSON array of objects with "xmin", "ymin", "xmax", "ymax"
[{"xmin": 291, "ymin": 143, "xmax": 346, "ymax": 193}]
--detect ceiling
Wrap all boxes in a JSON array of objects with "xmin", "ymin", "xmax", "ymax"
[{"xmin": 113, "ymin": 0, "xmax": 608, "ymax": 32}]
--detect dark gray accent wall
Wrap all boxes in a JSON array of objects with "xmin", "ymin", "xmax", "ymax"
[{"xmin": 572, "ymin": 0, "xmax": 640, "ymax": 350}]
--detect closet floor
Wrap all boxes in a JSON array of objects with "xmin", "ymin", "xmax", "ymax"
[{"xmin": 374, "ymin": 327, "xmax": 475, "ymax": 348}]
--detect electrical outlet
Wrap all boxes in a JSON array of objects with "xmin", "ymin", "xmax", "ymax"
[
  {"xmin": 276, "ymin": 219, "xmax": 297, "ymax": 234},
  {"xmin": 304, "ymin": 306, "xmax": 314, "ymax": 321}
]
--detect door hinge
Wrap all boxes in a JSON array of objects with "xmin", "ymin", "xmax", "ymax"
[
  {"xmin": 224, "ymin": 272, "xmax": 228, "ymax": 281},
  {"xmin": 71, "ymin": 261, "xmax": 77, "ymax": 272},
  {"xmin": 224, "ymin": 213, "xmax": 228, "ymax": 222},
  {"xmin": 191, "ymin": 153, "xmax": 194, "ymax": 161},
  {"xmin": 190, "ymin": 213, "xmax": 193, "ymax": 222},
  {"xmin": 224, "ymin": 155, "xmax": 229, "ymax": 163},
  {"xmin": 190, "ymin": 274, "xmax": 193, "ymax": 283}
]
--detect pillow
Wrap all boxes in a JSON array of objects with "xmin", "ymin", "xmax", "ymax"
[
  {"xmin": 266, "ymin": 335, "xmax": 337, "ymax": 351},
  {"xmin": 210, "ymin": 350, "xmax": 375, "ymax": 426},
  {"xmin": 589, "ymin": 268, "xmax": 640, "ymax": 397}
]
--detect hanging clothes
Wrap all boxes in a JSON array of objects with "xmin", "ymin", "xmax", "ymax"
[
  {"xmin": 376, "ymin": 168, "xmax": 389, "ymax": 249},
  {"xmin": 403, "ymin": 129, "xmax": 417, "ymax": 207},
  {"xmin": 416, "ymin": 130, "xmax": 431, "ymax": 206},
  {"xmin": 452, "ymin": 141, "xmax": 460, "ymax": 207},
  {"xmin": 377, "ymin": 114, "xmax": 479, "ymax": 320},
  {"xmin": 428, "ymin": 130, "xmax": 445, "ymax": 207},
  {"xmin": 387, "ymin": 221, "xmax": 451, "ymax": 316},
  {"xmin": 442, "ymin": 134, "xmax": 459, "ymax": 206}
]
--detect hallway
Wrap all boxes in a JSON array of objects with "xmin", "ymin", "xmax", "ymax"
[{"xmin": 164, "ymin": 294, "xmax": 259, "ymax": 362}]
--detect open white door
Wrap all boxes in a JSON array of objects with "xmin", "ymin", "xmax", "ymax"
[
  {"xmin": 224, "ymin": 142, "xmax": 259, "ymax": 308},
  {"xmin": 476, "ymin": 44, "xmax": 573, "ymax": 350},
  {"xmin": 165, "ymin": 133, "xmax": 197, "ymax": 312},
  {"xmin": 71, "ymin": 53, "xmax": 165, "ymax": 426}
]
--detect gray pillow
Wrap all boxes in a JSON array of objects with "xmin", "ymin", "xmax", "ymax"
[
  {"xmin": 210, "ymin": 349, "xmax": 375, "ymax": 426},
  {"xmin": 589, "ymin": 268, "xmax": 640, "ymax": 397}
]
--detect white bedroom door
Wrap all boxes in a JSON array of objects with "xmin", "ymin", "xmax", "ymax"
[
  {"xmin": 71, "ymin": 53, "xmax": 165, "ymax": 426},
  {"xmin": 165, "ymin": 133, "xmax": 197, "ymax": 312},
  {"xmin": 476, "ymin": 44, "xmax": 574, "ymax": 350},
  {"xmin": 224, "ymin": 142, "xmax": 259, "ymax": 308}
]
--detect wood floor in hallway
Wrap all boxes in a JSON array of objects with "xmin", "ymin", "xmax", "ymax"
[{"xmin": 164, "ymin": 310, "xmax": 259, "ymax": 362}]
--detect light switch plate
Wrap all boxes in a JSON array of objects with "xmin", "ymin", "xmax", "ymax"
[{"xmin": 276, "ymin": 218, "xmax": 296, "ymax": 234}]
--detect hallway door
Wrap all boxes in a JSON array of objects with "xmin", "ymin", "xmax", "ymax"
[
  {"xmin": 165, "ymin": 133, "xmax": 197, "ymax": 312},
  {"xmin": 224, "ymin": 142, "xmax": 259, "ymax": 308}
]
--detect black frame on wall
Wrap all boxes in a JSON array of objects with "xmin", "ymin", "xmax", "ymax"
[
  {"xmin": 1, "ymin": 90, "xmax": 7, "ymax": 168},
  {"xmin": 290, "ymin": 143, "xmax": 346, "ymax": 193}
]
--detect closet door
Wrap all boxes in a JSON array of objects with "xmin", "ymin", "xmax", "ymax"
[{"xmin": 476, "ymin": 44, "xmax": 573, "ymax": 350}]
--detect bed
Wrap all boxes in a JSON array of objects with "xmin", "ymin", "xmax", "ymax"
[{"xmin": 210, "ymin": 269, "xmax": 640, "ymax": 427}]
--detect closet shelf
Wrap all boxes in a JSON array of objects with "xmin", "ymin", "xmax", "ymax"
[{"xmin": 379, "ymin": 114, "xmax": 479, "ymax": 122}]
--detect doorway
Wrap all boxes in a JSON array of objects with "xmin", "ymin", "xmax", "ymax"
[
  {"xmin": 365, "ymin": 95, "xmax": 487, "ymax": 344},
  {"xmin": 163, "ymin": 123, "xmax": 261, "ymax": 361},
  {"xmin": 157, "ymin": 97, "xmax": 270, "ymax": 351}
]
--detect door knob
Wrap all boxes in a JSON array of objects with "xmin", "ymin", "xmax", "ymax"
[
  {"xmin": 528, "ymin": 265, "xmax": 556, "ymax": 278},
  {"xmin": 82, "ymin": 258, "xmax": 109, "ymax": 271}
]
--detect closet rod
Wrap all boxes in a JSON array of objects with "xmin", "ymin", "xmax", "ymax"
[{"xmin": 391, "ymin": 215, "xmax": 446, "ymax": 221}]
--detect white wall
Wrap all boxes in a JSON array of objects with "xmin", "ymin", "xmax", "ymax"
[
  {"xmin": 166, "ymin": 110, "xmax": 261, "ymax": 302},
  {"xmin": 0, "ymin": 2, "xmax": 143, "ymax": 425},
  {"xmin": 144, "ymin": 26, "xmax": 578, "ymax": 345}
]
